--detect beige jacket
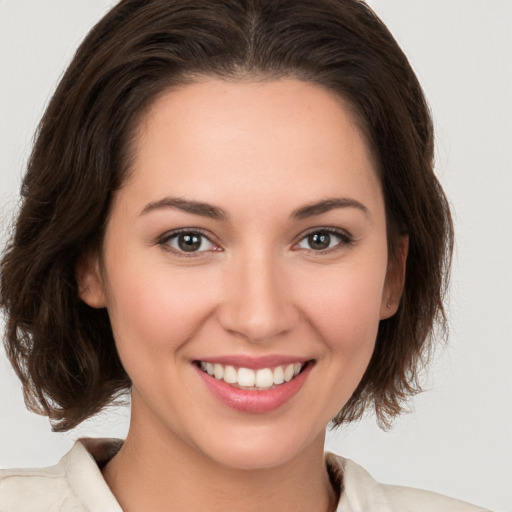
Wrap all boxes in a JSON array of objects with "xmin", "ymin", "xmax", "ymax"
[{"xmin": 0, "ymin": 438, "xmax": 491, "ymax": 511}]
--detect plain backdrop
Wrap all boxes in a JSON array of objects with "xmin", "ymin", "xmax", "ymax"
[{"xmin": 0, "ymin": 1, "xmax": 511, "ymax": 511}]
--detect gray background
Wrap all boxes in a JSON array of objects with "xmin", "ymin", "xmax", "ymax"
[{"xmin": 1, "ymin": 1, "xmax": 511, "ymax": 511}]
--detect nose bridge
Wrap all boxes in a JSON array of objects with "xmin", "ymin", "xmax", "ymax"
[{"xmin": 218, "ymin": 245, "xmax": 297, "ymax": 343}]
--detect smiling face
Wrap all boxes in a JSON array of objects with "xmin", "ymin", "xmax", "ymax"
[{"xmin": 79, "ymin": 78, "xmax": 402, "ymax": 470}]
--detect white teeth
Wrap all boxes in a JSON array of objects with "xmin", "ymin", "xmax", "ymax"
[
  {"xmin": 223, "ymin": 365, "xmax": 237, "ymax": 384},
  {"xmin": 237, "ymin": 367, "xmax": 255, "ymax": 387},
  {"xmin": 199, "ymin": 361, "xmax": 306, "ymax": 389},
  {"xmin": 213, "ymin": 363, "xmax": 224, "ymax": 380},
  {"xmin": 273, "ymin": 366, "xmax": 284, "ymax": 385},
  {"xmin": 255, "ymin": 368, "xmax": 274, "ymax": 388},
  {"xmin": 283, "ymin": 364, "xmax": 295, "ymax": 382}
]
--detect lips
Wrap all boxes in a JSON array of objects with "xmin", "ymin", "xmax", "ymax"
[{"xmin": 194, "ymin": 357, "xmax": 314, "ymax": 413}]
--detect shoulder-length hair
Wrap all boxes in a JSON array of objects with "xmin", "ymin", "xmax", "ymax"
[{"xmin": 1, "ymin": 0, "xmax": 452, "ymax": 431}]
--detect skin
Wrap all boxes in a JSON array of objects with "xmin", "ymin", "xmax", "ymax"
[{"xmin": 79, "ymin": 79, "xmax": 406, "ymax": 512}]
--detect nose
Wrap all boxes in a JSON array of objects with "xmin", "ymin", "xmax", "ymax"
[{"xmin": 217, "ymin": 250, "xmax": 299, "ymax": 343}]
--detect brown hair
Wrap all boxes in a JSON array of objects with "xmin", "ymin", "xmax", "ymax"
[{"xmin": 0, "ymin": 0, "xmax": 452, "ymax": 431}]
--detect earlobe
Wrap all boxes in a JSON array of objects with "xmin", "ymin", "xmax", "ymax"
[
  {"xmin": 380, "ymin": 236, "xmax": 409, "ymax": 319},
  {"xmin": 76, "ymin": 252, "xmax": 107, "ymax": 308}
]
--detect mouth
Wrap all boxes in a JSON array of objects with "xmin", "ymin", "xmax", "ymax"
[
  {"xmin": 193, "ymin": 356, "xmax": 315, "ymax": 413},
  {"xmin": 195, "ymin": 360, "xmax": 311, "ymax": 391}
]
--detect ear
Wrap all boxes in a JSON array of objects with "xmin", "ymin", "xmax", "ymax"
[
  {"xmin": 75, "ymin": 251, "xmax": 107, "ymax": 308},
  {"xmin": 380, "ymin": 236, "xmax": 409, "ymax": 319}
]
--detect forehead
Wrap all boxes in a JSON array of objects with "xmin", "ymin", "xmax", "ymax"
[{"xmin": 122, "ymin": 78, "xmax": 382, "ymax": 217}]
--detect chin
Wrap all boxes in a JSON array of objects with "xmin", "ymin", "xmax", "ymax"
[{"xmin": 191, "ymin": 422, "xmax": 325, "ymax": 471}]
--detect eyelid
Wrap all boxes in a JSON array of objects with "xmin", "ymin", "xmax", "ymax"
[
  {"xmin": 157, "ymin": 228, "xmax": 221, "ymax": 256},
  {"xmin": 292, "ymin": 227, "xmax": 354, "ymax": 252},
  {"xmin": 155, "ymin": 226, "xmax": 353, "ymax": 256}
]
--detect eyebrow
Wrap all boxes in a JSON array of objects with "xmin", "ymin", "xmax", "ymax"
[
  {"xmin": 140, "ymin": 196, "xmax": 369, "ymax": 221},
  {"xmin": 141, "ymin": 197, "xmax": 229, "ymax": 220},
  {"xmin": 291, "ymin": 198, "xmax": 369, "ymax": 220}
]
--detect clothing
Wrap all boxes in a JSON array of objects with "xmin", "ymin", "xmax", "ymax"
[{"xmin": 0, "ymin": 438, "xmax": 490, "ymax": 512}]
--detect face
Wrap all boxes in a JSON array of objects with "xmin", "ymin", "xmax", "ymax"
[{"xmin": 80, "ymin": 79, "xmax": 403, "ymax": 470}]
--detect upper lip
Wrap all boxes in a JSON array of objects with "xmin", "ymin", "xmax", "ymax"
[{"xmin": 193, "ymin": 355, "xmax": 312, "ymax": 369}]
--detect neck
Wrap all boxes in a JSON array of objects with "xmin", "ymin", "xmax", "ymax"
[{"xmin": 102, "ymin": 407, "xmax": 338, "ymax": 512}]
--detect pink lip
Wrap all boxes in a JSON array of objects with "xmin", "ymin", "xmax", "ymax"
[
  {"xmin": 194, "ymin": 360, "xmax": 313, "ymax": 414},
  {"xmin": 195, "ymin": 354, "xmax": 310, "ymax": 369}
]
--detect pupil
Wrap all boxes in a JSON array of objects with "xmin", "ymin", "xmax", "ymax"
[
  {"xmin": 178, "ymin": 234, "xmax": 201, "ymax": 252},
  {"xmin": 309, "ymin": 232, "xmax": 330, "ymax": 250}
]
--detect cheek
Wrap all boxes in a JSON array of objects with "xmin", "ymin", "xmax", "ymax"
[
  {"xmin": 296, "ymin": 259, "xmax": 387, "ymax": 354},
  {"xmin": 104, "ymin": 259, "xmax": 218, "ymax": 363}
]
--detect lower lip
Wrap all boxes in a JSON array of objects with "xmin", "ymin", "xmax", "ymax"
[{"xmin": 195, "ymin": 363, "xmax": 312, "ymax": 414}]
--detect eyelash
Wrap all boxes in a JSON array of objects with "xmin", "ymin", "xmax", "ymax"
[
  {"xmin": 157, "ymin": 227, "xmax": 353, "ymax": 257},
  {"xmin": 157, "ymin": 229, "xmax": 219, "ymax": 258},
  {"xmin": 292, "ymin": 228, "xmax": 354, "ymax": 254}
]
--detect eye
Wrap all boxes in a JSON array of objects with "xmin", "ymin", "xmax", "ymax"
[
  {"xmin": 296, "ymin": 229, "xmax": 352, "ymax": 252},
  {"xmin": 159, "ymin": 230, "xmax": 217, "ymax": 254}
]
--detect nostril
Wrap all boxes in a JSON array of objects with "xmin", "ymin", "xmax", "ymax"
[{"xmin": 216, "ymin": 303, "xmax": 299, "ymax": 344}]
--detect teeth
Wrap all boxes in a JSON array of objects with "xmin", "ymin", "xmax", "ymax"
[
  {"xmin": 283, "ymin": 364, "xmax": 295, "ymax": 382},
  {"xmin": 273, "ymin": 366, "xmax": 284, "ymax": 385},
  {"xmin": 255, "ymin": 368, "xmax": 273, "ymax": 388},
  {"xmin": 223, "ymin": 365, "xmax": 237, "ymax": 384},
  {"xmin": 238, "ymin": 367, "xmax": 255, "ymax": 387},
  {"xmin": 214, "ymin": 364, "xmax": 224, "ymax": 380},
  {"xmin": 198, "ymin": 361, "xmax": 306, "ymax": 389}
]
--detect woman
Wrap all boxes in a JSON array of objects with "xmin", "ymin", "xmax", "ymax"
[{"xmin": 0, "ymin": 0, "xmax": 492, "ymax": 510}]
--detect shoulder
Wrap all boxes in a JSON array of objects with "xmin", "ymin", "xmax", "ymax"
[
  {"xmin": 379, "ymin": 484, "xmax": 491, "ymax": 512},
  {"xmin": 326, "ymin": 453, "xmax": 492, "ymax": 512},
  {"xmin": 0, "ymin": 457, "xmax": 83, "ymax": 512},
  {"xmin": 0, "ymin": 439, "xmax": 123, "ymax": 512}
]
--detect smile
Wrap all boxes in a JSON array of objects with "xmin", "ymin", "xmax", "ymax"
[
  {"xmin": 194, "ymin": 357, "xmax": 314, "ymax": 413},
  {"xmin": 197, "ymin": 361, "xmax": 305, "ymax": 390}
]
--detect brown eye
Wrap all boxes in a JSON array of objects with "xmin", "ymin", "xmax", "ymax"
[
  {"xmin": 162, "ymin": 231, "xmax": 215, "ymax": 253},
  {"xmin": 307, "ymin": 232, "xmax": 332, "ymax": 250},
  {"xmin": 178, "ymin": 233, "xmax": 202, "ymax": 252},
  {"xmin": 296, "ymin": 229, "xmax": 351, "ymax": 252}
]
